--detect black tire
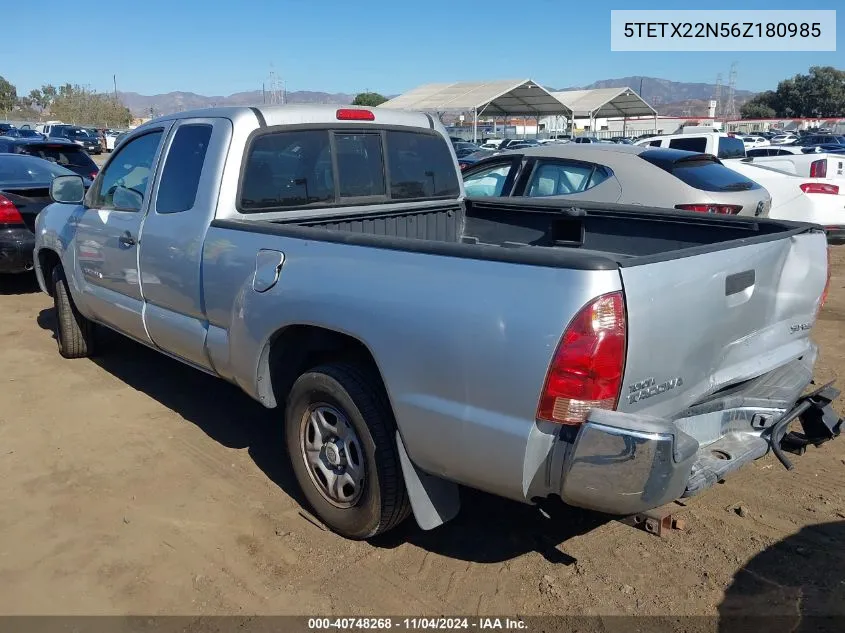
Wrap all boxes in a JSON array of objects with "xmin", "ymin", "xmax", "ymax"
[
  {"xmin": 51, "ymin": 266, "xmax": 95, "ymax": 359},
  {"xmin": 285, "ymin": 362, "xmax": 410, "ymax": 539}
]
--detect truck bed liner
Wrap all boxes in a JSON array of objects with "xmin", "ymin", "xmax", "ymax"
[{"xmin": 212, "ymin": 197, "xmax": 818, "ymax": 271}]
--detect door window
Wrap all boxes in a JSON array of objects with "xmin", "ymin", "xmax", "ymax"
[
  {"xmin": 156, "ymin": 124, "xmax": 212, "ymax": 213},
  {"xmin": 93, "ymin": 131, "xmax": 163, "ymax": 211},
  {"xmin": 463, "ymin": 163, "xmax": 512, "ymax": 197},
  {"xmin": 527, "ymin": 161, "xmax": 611, "ymax": 196}
]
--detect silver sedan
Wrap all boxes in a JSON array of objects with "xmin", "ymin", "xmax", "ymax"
[{"xmin": 461, "ymin": 144, "xmax": 771, "ymax": 217}]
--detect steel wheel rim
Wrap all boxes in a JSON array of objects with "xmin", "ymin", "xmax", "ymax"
[{"xmin": 299, "ymin": 403, "xmax": 366, "ymax": 508}]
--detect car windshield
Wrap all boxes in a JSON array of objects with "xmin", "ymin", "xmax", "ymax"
[
  {"xmin": 0, "ymin": 155, "xmax": 75, "ymax": 184},
  {"xmin": 17, "ymin": 129, "xmax": 40, "ymax": 138}
]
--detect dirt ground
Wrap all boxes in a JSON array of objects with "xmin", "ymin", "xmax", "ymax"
[{"xmin": 0, "ymin": 248, "xmax": 844, "ymax": 620}]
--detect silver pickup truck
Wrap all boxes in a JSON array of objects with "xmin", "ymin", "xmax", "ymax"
[{"xmin": 34, "ymin": 105, "xmax": 842, "ymax": 540}]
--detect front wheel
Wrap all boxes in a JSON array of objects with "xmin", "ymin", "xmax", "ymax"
[
  {"xmin": 285, "ymin": 362, "xmax": 410, "ymax": 539},
  {"xmin": 51, "ymin": 266, "xmax": 95, "ymax": 359}
]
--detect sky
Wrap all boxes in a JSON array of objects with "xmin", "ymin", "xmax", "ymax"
[{"xmin": 2, "ymin": 0, "xmax": 843, "ymax": 98}]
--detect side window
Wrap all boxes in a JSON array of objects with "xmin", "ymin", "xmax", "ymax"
[
  {"xmin": 386, "ymin": 131, "xmax": 460, "ymax": 199},
  {"xmin": 527, "ymin": 161, "xmax": 610, "ymax": 197},
  {"xmin": 648, "ymin": 140, "xmax": 663, "ymax": 147},
  {"xmin": 240, "ymin": 130, "xmax": 335, "ymax": 211},
  {"xmin": 463, "ymin": 163, "xmax": 513, "ymax": 197},
  {"xmin": 92, "ymin": 131, "xmax": 163, "ymax": 211},
  {"xmin": 155, "ymin": 124, "xmax": 212, "ymax": 213},
  {"xmin": 668, "ymin": 137, "xmax": 707, "ymax": 153},
  {"xmin": 334, "ymin": 132, "xmax": 386, "ymax": 198}
]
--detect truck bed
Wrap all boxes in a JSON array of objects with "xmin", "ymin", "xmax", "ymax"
[{"xmin": 213, "ymin": 197, "xmax": 817, "ymax": 270}]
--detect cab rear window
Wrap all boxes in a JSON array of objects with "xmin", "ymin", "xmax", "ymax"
[{"xmin": 239, "ymin": 128, "xmax": 459, "ymax": 212}]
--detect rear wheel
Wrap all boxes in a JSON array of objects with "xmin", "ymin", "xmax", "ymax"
[
  {"xmin": 285, "ymin": 362, "xmax": 410, "ymax": 539},
  {"xmin": 51, "ymin": 266, "xmax": 95, "ymax": 359}
]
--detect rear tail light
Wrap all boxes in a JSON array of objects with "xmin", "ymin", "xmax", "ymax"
[
  {"xmin": 336, "ymin": 108, "xmax": 375, "ymax": 121},
  {"xmin": 459, "ymin": 163, "xmax": 469, "ymax": 171},
  {"xmin": 0, "ymin": 194, "xmax": 24, "ymax": 225},
  {"xmin": 675, "ymin": 204, "xmax": 742, "ymax": 215},
  {"xmin": 800, "ymin": 182, "xmax": 839, "ymax": 195},
  {"xmin": 537, "ymin": 291, "xmax": 627, "ymax": 426},
  {"xmin": 810, "ymin": 159, "xmax": 827, "ymax": 178},
  {"xmin": 89, "ymin": 171, "xmax": 99, "ymax": 180}
]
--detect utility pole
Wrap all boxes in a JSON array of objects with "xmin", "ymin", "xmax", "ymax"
[
  {"xmin": 724, "ymin": 62, "xmax": 738, "ymax": 121},
  {"xmin": 113, "ymin": 74, "xmax": 118, "ymax": 101},
  {"xmin": 713, "ymin": 73, "xmax": 723, "ymax": 119}
]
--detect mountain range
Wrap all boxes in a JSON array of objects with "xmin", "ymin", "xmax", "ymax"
[{"xmin": 119, "ymin": 76, "xmax": 758, "ymax": 118}]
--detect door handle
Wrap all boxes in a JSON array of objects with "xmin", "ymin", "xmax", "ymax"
[{"xmin": 119, "ymin": 232, "xmax": 136, "ymax": 247}]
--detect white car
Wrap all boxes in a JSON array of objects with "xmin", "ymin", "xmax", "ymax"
[
  {"xmin": 725, "ymin": 160, "xmax": 845, "ymax": 243},
  {"xmin": 771, "ymin": 134, "xmax": 799, "ymax": 145},
  {"xmin": 739, "ymin": 135, "xmax": 770, "ymax": 149},
  {"xmin": 105, "ymin": 130, "xmax": 124, "ymax": 152}
]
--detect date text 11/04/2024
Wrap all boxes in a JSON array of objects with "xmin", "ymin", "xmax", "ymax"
[{"xmin": 307, "ymin": 618, "xmax": 528, "ymax": 630}]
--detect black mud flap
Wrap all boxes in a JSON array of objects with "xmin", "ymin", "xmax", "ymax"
[{"xmin": 770, "ymin": 382, "xmax": 843, "ymax": 470}]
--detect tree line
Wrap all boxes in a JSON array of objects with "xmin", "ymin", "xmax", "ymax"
[
  {"xmin": 0, "ymin": 76, "xmax": 133, "ymax": 128},
  {"xmin": 741, "ymin": 66, "xmax": 845, "ymax": 119}
]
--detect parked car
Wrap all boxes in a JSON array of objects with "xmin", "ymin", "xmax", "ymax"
[
  {"xmin": 34, "ymin": 105, "xmax": 839, "ymax": 541},
  {"xmin": 461, "ymin": 144, "xmax": 771, "ymax": 216},
  {"xmin": 771, "ymin": 133, "xmax": 799, "ymax": 145},
  {"xmin": 457, "ymin": 149, "xmax": 497, "ymax": 170},
  {"xmin": 0, "ymin": 123, "xmax": 14, "ymax": 135},
  {"xmin": 744, "ymin": 152, "xmax": 845, "ymax": 179},
  {"xmin": 46, "ymin": 125, "xmax": 103, "ymax": 154},
  {"xmin": 793, "ymin": 135, "xmax": 845, "ymax": 147},
  {"xmin": 739, "ymin": 135, "xmax": 770, "ymax": 149},
  {"xmin": 745, "ymin": 146, "xmax": 805, "ymax": 157},
  {"xmin": 635, "ymin": 132, "xmax": 747, "ymax": 159},
  {"xmin": 452, "ymin": 142, "xmax": 481, "ymax": 158},
  {"xmin": 800, "ymin": 143, "xmax": 845, "ymax": 154},
  {"xmin": 0, "ymin": 137, "xmax": 100, "ymax": 180},
  {"xmin": 0, "ymin": 155, "xmax": 89, "ymax": 277},
  {"xmin": 105, "ymin": 130, "xmax": 124, "ymax": 152},
  {"xmin": 728, "ymin": 159, "xmax": 845, "ymax": 243},
  {"xmin": 2, "ymin": 128, "xmax": 46, "ymax": 140}
]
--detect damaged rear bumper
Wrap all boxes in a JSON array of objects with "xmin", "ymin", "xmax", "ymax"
[{"xmin": 556, "ymin": 356, "xmax": 843, "ymax": 516}]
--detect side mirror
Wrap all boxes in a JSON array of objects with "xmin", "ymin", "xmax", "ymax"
[{"xmin": 50, "ymin": 174, "xmax": 86, "ymax": 204}]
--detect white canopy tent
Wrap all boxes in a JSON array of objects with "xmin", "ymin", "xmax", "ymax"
[
  {"xmin": 551, "ymin": 87, "xmax": 657, "ymax": 135},
  {"xmin": 378, "ymin": 79, "xmax": 572, "ymax": 142}
]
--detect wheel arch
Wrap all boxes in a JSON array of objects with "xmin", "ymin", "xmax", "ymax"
[
  {"xmin": 258, "ymin": 324, "xmax": 390, "ymax": 413},
  {"xmin": 258, "ymin": 323, "xmax": 461, "ymax": 532},
  {"xmin": 36, "ymin": 248, "xmax": 62, "ymax": 296}
]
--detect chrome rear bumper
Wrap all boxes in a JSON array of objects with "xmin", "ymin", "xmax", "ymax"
[
  {"xmin": 559, "ymin": 412, "xmax": 697, "ymax": 515},
  {"xmin": 555, "ymin": 354, "xmax": 841, "ymax": 516}
]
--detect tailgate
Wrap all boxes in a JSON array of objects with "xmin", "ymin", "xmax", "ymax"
[{"xmin": 617, "ymin": 230, "xmax": 828, "ymax": 419}]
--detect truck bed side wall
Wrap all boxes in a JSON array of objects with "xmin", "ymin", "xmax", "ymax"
[{"xmin": 200, "ymin": 226, "xmax": 622, "ymax": 501}]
